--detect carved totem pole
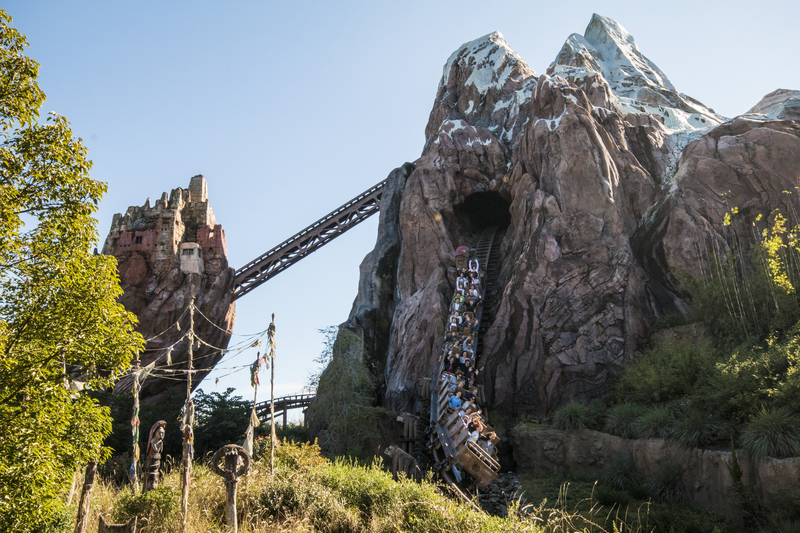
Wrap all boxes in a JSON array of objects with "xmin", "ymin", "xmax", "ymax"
[{"xmin": 144, "ymin": 420, "xmax": 166, "ymax": 492}]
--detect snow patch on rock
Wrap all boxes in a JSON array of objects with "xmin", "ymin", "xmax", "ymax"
[{"xmin": 550, "ymin": 14, "xmax": 724, "ymax": 137}]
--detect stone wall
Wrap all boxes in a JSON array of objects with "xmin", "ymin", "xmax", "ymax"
[{"xmin": 511, "ymin": 426, "xmax": 800, "ymax": 520}]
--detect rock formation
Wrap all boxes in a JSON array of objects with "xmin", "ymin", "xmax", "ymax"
[
  {"xmin": 336, "ymin": 15, "xmax": 800, "ymax": 419},
  {"xmin": 102, "ymin": 175, "xmax": 236, "ymax": 402}
]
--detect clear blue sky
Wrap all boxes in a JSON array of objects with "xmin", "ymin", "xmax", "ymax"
[{"xmin": 6, "ymin": 1, "xmax": 799, "ymax": 415}]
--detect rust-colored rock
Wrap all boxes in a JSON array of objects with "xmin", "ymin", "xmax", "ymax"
[
  {"xmin": 332, "ymin": 16, "xmax": 800, "ymax": 421},
  {"xmin": 102, "ymin": 175, "xmax": 235, "ymax": 402}
]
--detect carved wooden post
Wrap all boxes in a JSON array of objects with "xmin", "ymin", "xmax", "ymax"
[
  {"xmin": 210, "ymin": 445, "xmax": 251, "ymax": 532},
  {"xmin": 73, "ymin": 460, "xmax": 96, "ymax": 533},
  {"xmin": 180, "ymin": 293, "xmax": 196, "ymax": 531}
]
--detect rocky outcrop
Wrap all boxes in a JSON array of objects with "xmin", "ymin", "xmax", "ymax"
[
  {"xmin": 103, "ymin": 175, "xmax": 235, "ymax": 402},
  {"xmin": 511, "ymin": 426, "xmax": 800, "ymax": 520},
  {"xmin": 330, "ymin": 15, "xmax": 800, "ymax": 421}
]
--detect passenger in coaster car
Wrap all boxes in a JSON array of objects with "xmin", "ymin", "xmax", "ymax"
[
  {"xmin": 470, "ymin": 272, "xmax": 480, "ymax": 287},
  {"xmin": 469, "ymin": 258, "xmax": 480, "ymax": 276},
  {"xmin": 465, "ymin": 297, "xmax": 480, "ymax": 314},
  {"xmin": 449, "ymin": 391, "xmax": 463, "ymax": 409},
  {"xmin": 468, "ymin": 284, "xmax": 479, "ymax": 299},
  {"xmin": 451, "ymin": 311, "xmax": 463, "ymax": 325},
  {"xmin": 456, "ymin": 275, "xmax": 467, "ymax": 295},
  {"xmin": 451, "ymin": 297, "xmax": 464, "ymax": 313}
]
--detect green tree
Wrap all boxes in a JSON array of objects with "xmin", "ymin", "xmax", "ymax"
[
  {"xmin": 307, "ymin": 327, "xmax": 378, "ymax": 457},
  {"xmin": 192, "ymin": 388, "xmax": 250, "ymax": 458},
  {"xmin": 0, "ymin": 11, "xmax": 143, "ymax": 531}
]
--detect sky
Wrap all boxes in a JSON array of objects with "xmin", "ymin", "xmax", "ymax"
[{"xmin": 5, "ymin": 0, "xmax": 799, "ymax": 419}]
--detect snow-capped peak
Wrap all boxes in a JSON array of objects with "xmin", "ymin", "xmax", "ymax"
[
  {"xmin": 582, "ymin": 14, "xmax": 675, "ymax": 92},
  {"xmin": 442, "ymin": 32, "xmax": 535, "ymax": 95},
  {"xmin": 550, "ymin": 14, "xmax": 724, "ymax": 136}
]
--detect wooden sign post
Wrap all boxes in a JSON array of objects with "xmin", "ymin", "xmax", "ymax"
[{"xmin": 210, "ymin": 445, "xmax": 251, "ymax": 532}]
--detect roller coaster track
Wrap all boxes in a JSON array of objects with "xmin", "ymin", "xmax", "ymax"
[
  {"xmin": 254, "ymin": 393, "xmax": 315, "ymax": 425},
  {"xmin": 232, "ymin": 180, "xmax": 386, "ymax": 300},
  {"xmin": 429, "ymin": 226, "xmax": 503, "ymax": 505}
]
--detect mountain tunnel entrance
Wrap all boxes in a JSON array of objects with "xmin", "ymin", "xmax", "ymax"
[{"xmin": 453, "ymin": 191, "xmax": 511, "ymax": 234}]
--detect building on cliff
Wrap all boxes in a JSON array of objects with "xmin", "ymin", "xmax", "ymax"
[{"xmin": 103, "ymin": 175, "xmax": 236, "ymax": 403}]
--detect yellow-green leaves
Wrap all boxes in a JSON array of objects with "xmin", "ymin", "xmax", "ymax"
[{"xmin": 0, "ymin": 10, "xmax": 143, "ymax": 532}]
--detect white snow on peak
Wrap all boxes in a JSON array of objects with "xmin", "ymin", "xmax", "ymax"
[
  {"xmin": 442, "ymin": 32, "xmax": 535, "ymax": 95},
  {"xmin": 582, "ymin": 14, "xmax": 675, "ymax": 92},
  {"xmin": 743, "ymin": 89, "xmax": 800, "ymax": 121},
  {"xmin": 550, "ymin": 14, "xmax": 724, "ymax": 136}
]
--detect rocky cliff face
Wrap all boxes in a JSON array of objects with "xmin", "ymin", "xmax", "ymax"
[
  {"xmin": 102, "ymin": 175, "xmax": 236, "ymax": 402},
  {"xmin": 341, "ymin": 15, "xmax": 800, "ymax": 418}
]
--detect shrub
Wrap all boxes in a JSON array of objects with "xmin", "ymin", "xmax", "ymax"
[
  {"xmin": 113, "ymin": 486, "xmax": 179, "ymax": 532},
  {"xmin": 645, "ymin": 462, "xmax": 686, "ymax": 504},
  {"xmin": 603, "ymin": 403, "xmax": 645, "ymax": 439},
  {"xmin": 601, "ymin": 452, "xmax": 644, "ymax": 492},
  {"xmin": 593, "ymin": 485, "xmax": 631, "ymax": 508},
  {"xmin": 306, "ymin": 327, "xmax": 379, "ymax": 457},
  {"xmin": 552, "ymin": 402, "xmax": 591, "ymax": 431},
  {"xmin": 740, "ymin": 407, "xmax": 800, "ymax": 460},
  {"xmin": 672, "ymin": 408, "xmax": 727, "ymax": 448},
  {"xmin": 635, "ymin": 405, "xmax": 673, "ymax": 439},
  {"xmin": 613, "ymin": 341, "xmax": 717, "ymax": 406}
]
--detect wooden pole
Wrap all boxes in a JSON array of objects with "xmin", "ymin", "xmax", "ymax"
[
  {"xmin": 268, "ymin": 314, "xmax": 276, "ymax": 476},
  {"xmin": 73, "ymin": 460, "xmax": 97, "ymax": 533},
  {"xmin": 180, "ymin": 293, "xmax": 195, "ymax": 531}
]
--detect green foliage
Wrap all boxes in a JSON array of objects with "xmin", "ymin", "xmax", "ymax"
[
  {"xmin": 0, "ymin": 12, "xmax": 144, "ymax": 529},
  {"xmin": 671, "ymin": 408, "xmax": 727, "ymax": 448},
  {"xmin": 613, "ymin": 341, "xmax": 717, "ymax": 406},
  {"xmin": 714, "ymin": 333, "xmax": 800, "ymax": 421},
  {"xmin": 551, "ymin": 401, "xmax": 591, "ymax": 431},
  {"xmin": 644, "ymin": 462, "xmax": 687, "ymax": 504},
  {"xmin": 306, "ymin": 327, "xmax": 379, "ymax": 457},
  {"xmin": 95, "ymin": 386, "xmax": 186, "ymax": 474},
  {"xmin": 603, "ymin": 403, "xmax": 645, "ymax": 439},
  {"xmin": 192, "ymin": 387, "xmax": 250, "ymax": 458},
  {"xmin": 113, "ymin": 486, "xmax": 179, "ymax": 532},
  {"xmin": 634, "ymin": 405, "xmax": 673, "ymax": 439},
  {"xmin": 690, "ymin": 212, "xmax": 800, "ymax": 349},
  {"xmin": 593, "ymin": 485, "xmax": 631, "ymax": 508},
  {"xmin": 275, "ymin": 421, "xmax": 310, "ymax": 444},
  {"xmin": 740, "ymin": 407, "xmax": 800, "ymax": 460},
  {"xmin": 601, "ymin": 453, "xmax": 644, "ymax": 492}
]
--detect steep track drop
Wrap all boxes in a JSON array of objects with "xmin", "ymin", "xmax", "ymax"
[{"xmin": 429, "ymin": 226, "xmax": 503, "ymax": 502}]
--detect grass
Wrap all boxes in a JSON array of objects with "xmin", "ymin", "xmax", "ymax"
[
  {"xmin": 603, "ymin": 403, "xmax": 645, "ymax": 439},
  {"xmin": 634, "ymin": 406, "xmax": 673, "ymax": 439},
  {"xmin": 517, "ymin": 473, "xmax": 730, "ymax": 533},
  {"xmin": 671, "ymin": 408, "xmax": 727, "ymax": 448},
  {"xmin": 72, "ymin": 441, "xmax": 670, "ymax": 533},
  {"xmin": 551, "ymin": 402, "xmax": 591, "ymax": 432},
  {"xmin": 740, "ymin": 407, "xmax": 800, "ymax": 460}
]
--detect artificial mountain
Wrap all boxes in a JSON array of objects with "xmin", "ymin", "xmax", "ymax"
[{"xmin": 333, "ymin": 14, "xmax": 800, "ymax": 419}]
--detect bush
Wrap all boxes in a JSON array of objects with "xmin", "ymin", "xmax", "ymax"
[
  {"xmin": 645, "ymin": 462, "xmax": 687, "ymax": 504},
  {"xmin": 552, "ymin": 402, "xmax": 591, "ymax": 431},
  {"xmin": 613, "ymin": 341, "xmax": 718, "ymax": 406},
  {"xmin": 601, "ymin": 452, "xmax": 644, "ymax": 492},
  {"xmin": 593, "ymin": 485, "xmax": 631, "ymax": 508},
  {"xmin": 672, "ymin": 408, "xmax": 727, "ymax": 448},
  {"xmin": 635, "ymin": 405, "xmax": 673, "ymax": 439},
  {"xmin": 603, "ymin": 403, "xmax": 645, "ymax": 439},
  {"xmin": 740, "ymin": 407, "xmax": 800, "ymax": 460},
  {"xmin": 98, "ymin": 453, "xmax": 134, "ymax": 487},
  {"xmin": 113, "ymin": 486, "xmax": 179, "ymax": 532},
  {"xmin": 306, "ymin": 327, "xmax": 379, "ymax": 457}
]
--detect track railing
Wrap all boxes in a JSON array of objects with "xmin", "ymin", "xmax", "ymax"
[{"xmin": 232, "ymin": 180, "xmax": 386, "ymax": 300}]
